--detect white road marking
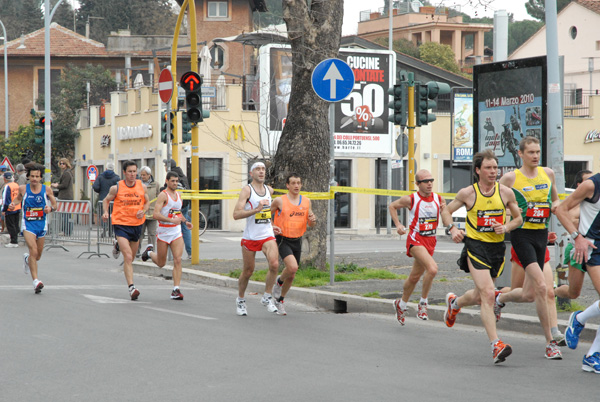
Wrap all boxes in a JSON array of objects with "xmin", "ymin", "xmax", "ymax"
[
  {"xmin": 83, "ymin": 294, "xmax": 150, "ymax": 304},
  {"xmin": 140, "ymin": 306, "xmax": 216, "ymax": 320}
]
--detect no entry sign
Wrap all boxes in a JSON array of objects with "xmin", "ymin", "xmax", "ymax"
[{"xmin": 158, "ymin": 69, "xmax": 174, "ymax": 103}]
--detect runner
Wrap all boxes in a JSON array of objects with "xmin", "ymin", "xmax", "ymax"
[
  {"xmin": 494, "ymin": 137, "xmax": 562, "ymax": 359},
  {"xmin": 102, "ymin": 160, "xmax": 149, "ymax": 300},
  {"xmin": 441, "ymin": 149, "xmax": 522, "ymax": 364},
  {"xmin": 232, "ymin": 162, "xmax": 279, "ymax": 316},
  {"xmin": 271, "ymin": 173, "xmax": 316, "ymax": 315},
  {"xmin": 8, "ymin": 163, "xmax": 57, "ymax": 293},
  {"xmin": 141, "ymin": 172, "xmax": 192, "ymax": 300},
  {"xmin": 555, "ymin": 171, "xmax": 600, "ymax": 374},
  {"xmin": 389, "ymin": 169, "xmax": 451, "ymax": 325}
]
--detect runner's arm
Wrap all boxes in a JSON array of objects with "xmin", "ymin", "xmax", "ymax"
[
  {"xmin": 501, "ymin": 186, "xmax": 523, "ymax": 232},
  {"xmin": 307, "ymin": 199, "xmax": 316, "ymax": 228},
  {"xmin": 46, "ymin": 185, "xmax": 58, "ymax": 212},
  {"xmin": 270, "ymin": 196, "xmax": 282, "ymax": 235},
  {"xmin": 388, "ymin": 195, "xmax": 411, "ymax": 235},
  {"xmin": 102, "ymin": 185, "xmax": 118, "ymax": 221},
  {"xmin": 443, "ymin": 188, "xmax": 471, "ymax": 242},
  {"xmin": 233, "ymin": 186, "xmax": 261, "ymax": 220}
]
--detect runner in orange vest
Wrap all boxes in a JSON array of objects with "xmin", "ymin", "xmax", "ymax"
[
  {"xmin": 271, "ymin": 173, "xmax": 316, "ymax": 315},
  {"xmin": 102, "ymin": 160, "xmax": 149, "ymax": 300}
]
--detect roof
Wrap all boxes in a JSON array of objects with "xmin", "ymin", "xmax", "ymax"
[
  {"xmin": 576, "ymin": 0, "xmax": 600, "ymax": 14},
  {"xmin": 0, "ymin": 23, "xmax": 109, "ymax": 57}
]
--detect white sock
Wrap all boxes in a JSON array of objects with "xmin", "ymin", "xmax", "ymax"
[
  {"xmin": 174, "ymin": 286, "xmax": 179, "ymax": 290},
  {"xmin": 587, "ymin": 327, "xmax": 600, "ymax": 357},
  {"xmin": 33, "ymin": 279, "xmax": 40, "ymax": 287},
  {"xmin": 399, "ymin": 299, "xmax": 408, "ymax": 310},
  {"xmin": 264, "ymin": 292, "xmax": 272, "ymax": 299},
  {"xmin": 237, "ymin": 297, "xmax": 245, "ymax": 302},
  {"xmin": 577, "ymin": 301, "xmax": 600, "ymax": 324},
  {"xmin": 420, "ymin": 297, "xmax": 428, "ymax": 305}
]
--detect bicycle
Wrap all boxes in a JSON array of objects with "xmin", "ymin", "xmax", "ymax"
[{"xmin": 197, "ymin": 209, "xmax": 207, "ymax": 236}]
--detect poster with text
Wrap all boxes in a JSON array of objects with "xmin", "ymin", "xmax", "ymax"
[{"xmin": 452, "ymin": 91, "xmax": 473, "ymax": 162}]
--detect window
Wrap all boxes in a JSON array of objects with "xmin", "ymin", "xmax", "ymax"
[
  {"xmin": 37, "ymin": 69, "xmax": 62, "ymax": 109},
  {"xmin": 207, "ymin": 1, "xmax": 228, "ymax": 18},
  {"xmin": 569, "ymin": 26, "xmax": 577, "ymax": 40},
  {"xmin": 187, "ymin": 158, "xmax": 222, "ymax": 229},
  {"xmin": 375, "ymin": 159, "xmax": 405, "ymax": 228},
  {"xmin": 335, "ymin": 160, "xmax": 351, "ymax": 228},
  {"xmin": 565, "ymin": 161, "xmax": 588, "ymax": 189},
  {"xmin": 443, "ymin": 161, "xmax": 472, "ymax": 193},
  {"xmin": 210, "ymin": 45, "xmax": 225, "ymax": 69}
]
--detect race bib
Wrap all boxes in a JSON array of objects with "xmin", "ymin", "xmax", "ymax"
[
  {"xmin": 476, "ymin": 209, "xmax": 503, "ymax": 232},
  {"xmin": 418, "ymin": 217, "xmax": 438, "ymax": 236},
  {"xmin": 255, "ymin": 206, "xmax": 271, "ymax": 224},
  {"xmin": 25, "ymin": 207, "xmax": 44, "ymax": 221},
  {"xmin": 525, "ymin": 202, "xmax": 550, "ymax": 224},
  {"xmin": 168, "ymin": 208, "xmax": 182, "ymax": 220}
]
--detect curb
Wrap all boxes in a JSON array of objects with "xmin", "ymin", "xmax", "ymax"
[{"xmin": 132, "ymin": 261, "xmax": 599, "ymax": 343}]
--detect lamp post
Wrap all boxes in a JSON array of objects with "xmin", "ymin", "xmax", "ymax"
[{"xmin": 0, "ymin": 19, "xmax": 9, "ymax": 139}]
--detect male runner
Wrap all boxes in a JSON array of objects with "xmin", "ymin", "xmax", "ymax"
[
  {"xmin": 389, "ymin": 169, "xmax": 451, "ymax": 324},
  {"xmin": 494, "ymin": 137, "xmax": 562, "ymax": 359},
  {"xmin": 102, "ymin": 160, "xmax": 149, "ymax": 300},
  {"xmin": 441, "ymin": 150, "xmax": 522, "ymax": 364},
  {"xmin": 233, "ymin": 162, "xmax": 279, "ymax": 316},
  {"xmin": 271, "ymin": 173, "xmax": 316, "ymax": 315},
  {"xmin": 555, "ymin": 171, "xmax": 600, "ymax": 374},
  {"xmin": 8, "ymin": 163, "xmax": 57, "ymax": 293},
  {"xmin": 141, "ymin": 172, "xmax": 193, "ymax": 300}
]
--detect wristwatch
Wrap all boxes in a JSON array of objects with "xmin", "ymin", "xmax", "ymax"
[
  {"xmin": 447, "ymin": 223, "xmax": 455, "ymax": 231},
  {"xmin": 571, "ymin": 230, "xmax": 580, "ymax": 239}
]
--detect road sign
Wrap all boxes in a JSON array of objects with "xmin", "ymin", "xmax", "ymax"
[
  {"xmin": 86, "ymin": 165, "xmax": 98, "ymax": 182},
  {"xmin": 1, "ymin": 157, "xmax": 14, "ymax": 172},
  {"xmin": 311, "ymin": 58, "xmax": 355, "ymax": 102},
  {"xmin": 158, "ymin": 69, "xmax": 174, "ymax": 104}
]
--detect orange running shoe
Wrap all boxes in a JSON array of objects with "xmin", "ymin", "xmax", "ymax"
[
  {"xmin": 493, "ymin": 340, "xmax": 512, "ymax": 364},
  {"xmin": 444, "ymin": 293, "xmax": 461, "ymax": 327}
]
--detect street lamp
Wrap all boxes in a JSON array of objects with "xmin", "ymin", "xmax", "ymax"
[{"xmin": 0, "ymin": 19, "xmax": 9, "ymax": 139}]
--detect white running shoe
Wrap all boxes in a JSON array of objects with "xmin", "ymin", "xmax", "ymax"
[
  {"xmin": 112, "ymin": 239, "xmax": 120, "ymax": 259},
  {"xmin": 275, "ymin": 300, "xmax": 287, "ymax": 315},
  {"xmin": 236, "ymin": 298, "xmax": 248, "ymax": 316},
  {"xmin": 261, "ymin": 294, "xmax": 278, "ymax": 313},
  {"xmin": 272, "ymin": 276, "xmax": 283, "ymax": 300},
  {"xmin": 5, "ymin": 243, "xmax": 19, "ymax": 248},
  {"xmin": 23, "ymin": 253, "xmax": 30, "ymax": 275}
]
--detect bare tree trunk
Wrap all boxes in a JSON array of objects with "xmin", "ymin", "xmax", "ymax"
[{"xmin": 269, "ymin": 0, "xmax": 343, "ymax": 269}]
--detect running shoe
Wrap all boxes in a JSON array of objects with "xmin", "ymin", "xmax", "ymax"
[
  {"xmin": 444, "ymin": 293, "xmax": 461, "ymax": 328},
  {"xmin": 417, "ymin": 302, "xmax": 428, "ymax": 320},
  {"xmin": 545, "ymin": 340, "xmax": 563, "ymax": 360},
  {"xmin": 23, "ymin": 253, "xmax": 30, "ymax": 275},
  {"xmin": 566, "ymin": 310, "xmax": 585, "ymax": 350},
  {"xmin": 492, "ymin": 340, "xmax": 512, "ymax": 364},
  {"xmin": 275, "ymin": 300, "xmax": 287, "ymax": 316},
  {"xmin": 393, "ymin": 299, "xmax": 407, "ymax": 325},
  {"xmin": 34, "ymin": 280, "xmax": 44, "ymax": 294},
  {"xmin": 129, "ymin": 286, "xmax": 140, "ymax": 300},
  {"xmin": 170, "ymin": 288, "xmax": 183, "ymax": 300},
  {"xmin": 553, "ymin": 331, "xmax": 567, "ymax": 347},
  {"xmin": 112, "ymin": 239, "xmax": 120, "ymax": 259},
  {"xmin": 494, "ymin": 290, "xmax": 505, "ymax": 322},
  {"xmin": 261, "ymin": 294, "xmax": 278, "ymax": 313},
  {"xmin": 236, "ymin": 298, "xmax": 248, "ymax": 316},
  {"xmin": 582, "ymin": 352, "xmax": 600, "ymax": 374},
  {"xmin": 272, "ymin": 276, "xmax": 283, "ymax": 300},
  {"xmin": 5, "ymin": 243, "xmax": 19, "ymax": 248},
  {"xmin": 141, "ymin": 244, "xmax": 154, "ymax": 262}
]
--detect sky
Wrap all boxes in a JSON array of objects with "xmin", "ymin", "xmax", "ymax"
[{"xmin": 343, "ymin": 0, "xmax": 534, "ymax": 36}]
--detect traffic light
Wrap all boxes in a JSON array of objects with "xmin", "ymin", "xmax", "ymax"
[
  {"xmin": 387, "ymin": 83, "xmax": 408, "ymax": 127},
  {"xmin": 34, "ymin": 116, "xmax": 45, "ymax": 145},
  {"xmin": 415, "ymin": 81, "xmax": 451, "ymax": 126},
  {"xmin": 181, "ymin": 113, "xmax": 192, "ymax": 143},
  {"xmin": 161, "ymin": 111, "xmax": 174, "ymax": 143},
  {"xmin": 180, "ymin": 71, "xmax": 203, "ymax": 123}
]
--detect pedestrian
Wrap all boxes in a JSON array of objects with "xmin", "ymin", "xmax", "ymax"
[
  {"xmin": 15, "ymin": 164, "xmax": 27, "ymax": 185},
  {"xmin": 164, "ymin": 159, "xmax": 191, "ymax": 259},
  {"xmin": 137, "ymin": 166, "xmax": 159, "ymax": 257},
  {"xmin": 51, "ymin": 158, "xmax": 74, "ymax": 235},
  {"xmin": 2, "ymin": 172, "xmax": 22, "ymax": 247},
  {"xmin": 102, "ymin": 160, "xmax": 149, "ymax": 300},
  {"xmin": 232, "ymin": 161, "xmax": 279, "ymax": 316},
  {"xmin": 93, "ymin": 162, "xmax": 120, "ymax": 236},
  {"xmin": 389, "ymin": 169, "xmax": 452, "ymax": 324},
  {"xmin": 494, "ymin": 137, "xmax": 562, "ymax": 359},
  {"xmin": 441, "ymin": 149, "xmax": 522, "ymax": 364},
  {"xmin": 8, "ymin": 163, "xmax": 58, "ymax": 294},
  {"xmin": 555, "ymin": 170, "xmax": 600, "ymax": 374},
  {"xmin": 141, "ymin": 171, "xmax": 193, "ymax": 300},
  {"xmin": 270, "ymin": 173, "xmax": 316, "ymax": 315}
]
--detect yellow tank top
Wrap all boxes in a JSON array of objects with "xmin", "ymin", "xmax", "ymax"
[
  {"xmin": 466, "ymin": 182, "xmax": 506, "ymax": 243},
  {"xmin": 512, "ymin": 167, "xmax": 552, "ymax": 230}
]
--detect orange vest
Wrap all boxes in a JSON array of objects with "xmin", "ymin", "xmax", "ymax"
[
  {"xmin": 111, "ymin": 180, "xmax": 146, "ymax": 226},
  {"xmin": 6, "ymin": 182, "xmax": 22, "ymax": 211},
  {"xmin": 273, "ymin": 194, "xmax": 310, "ymax": 238}
]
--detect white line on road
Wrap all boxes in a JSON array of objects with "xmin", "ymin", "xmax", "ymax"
[
  {"xmin": 83, "ymin": 294, "xmax": 150, "ymax": 304},
  {"xmin": 140, "ymin": 306, "xmax": 216, "ymax": 320}
]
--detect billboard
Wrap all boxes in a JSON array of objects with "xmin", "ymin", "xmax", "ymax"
[
  {"xmin": 452, "ymin": 89, "xmax": 473, "ymax": 162},
  {"xmin": 258, "ymin": 45, "xmax": 396, "ymax": 157},
  {"xmin": 473, "ymin": 56, "xmax": 547, "ymax": 172}
]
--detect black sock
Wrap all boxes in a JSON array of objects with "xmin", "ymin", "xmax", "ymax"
[
  {"xmin": 278, "ymin": 296, "xmax": 284, "ymax": 302},
  {"xmin": 277, "ymin": 277, "xmax": 284, "ymax": 286},
  {"xmin": 129, "ymin": 284, "xmax": 134, "ymax": 289}
]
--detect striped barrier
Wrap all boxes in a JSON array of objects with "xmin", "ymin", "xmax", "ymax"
[{"xmin": 45, "ymin": 200, "xmax": 96, "ymax": 258}]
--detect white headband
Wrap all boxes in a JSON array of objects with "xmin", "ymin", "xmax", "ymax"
[{"xmin": 250, "ymin": 162, "xmax": 265, "ymax": 171}]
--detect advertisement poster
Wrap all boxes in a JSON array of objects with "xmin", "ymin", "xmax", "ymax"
[
  {"xmin": 473, "ymin": 56, "xmax": 547, "ymax": 170},
  {"xmin": 452, "ymin": 91, "xmax": 473, "ymax": 162},
  {"xmin": 259, "ymin": 45, "xmax": 396, "ymax": 157}
]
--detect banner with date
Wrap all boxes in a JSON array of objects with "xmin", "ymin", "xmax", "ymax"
[
  {"xmin": 258, "ymin": 45, "xmax": 395, "ymax": 157},
  {"xmin": 473, "ymin": 56, "xmax": 547, "ymax": 169}
]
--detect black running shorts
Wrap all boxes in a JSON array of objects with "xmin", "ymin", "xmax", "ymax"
[
  {"xmin": 458, "ymin": 237, "xmax": 506, "ymax": 278},
  {"xmin": 511, "ymin": 228, "xmax": 548, "ymax": 270},
  {"xmin": 276, "ymin": 235, "xmax": 302, "ymax": 263}
]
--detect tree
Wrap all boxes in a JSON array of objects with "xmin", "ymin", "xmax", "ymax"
[
  {"xmin": 269, "ymin": 0, "xmax": 344, "ymax": 269},
  {"xmin": 0, "ymin": 124, "xmax": 44, "ymax": 168},
  {"xmin": 418, "ymin": 42, "xmax": 460, "ymax": 74},
  {"xmin": 76, "ymin": 0, "xmax": 177, "ymax": 44},
  {"xmin": 374, "ymin": 37, "xmax": 420, "ymax": 59},
  {"xmin": 526, "ymin": 0, "xmax": 572, "ymax": 21},
  {"xmin": 508, "ymin": 20, "xmax": 544, "ymax": 53},
  {"xmin": 0, "ymin": 0, "xmax": 75, "ymax": 40}
]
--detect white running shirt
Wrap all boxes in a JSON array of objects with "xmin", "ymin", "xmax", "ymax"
[{"xmin": 242, "ymin": 184, "xmax": 274, "ymax": 241}]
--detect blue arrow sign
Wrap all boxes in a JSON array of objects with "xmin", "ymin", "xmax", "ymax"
[{"xmin": 311, "ymin": 58, "xmax": 355, "ymax": 102}]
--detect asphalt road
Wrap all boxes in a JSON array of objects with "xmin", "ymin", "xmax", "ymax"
[{"xmin": 1, "ymin": 244, "xmax": 599, "ymax": 401}]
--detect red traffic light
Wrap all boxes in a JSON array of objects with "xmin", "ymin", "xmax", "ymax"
[{"xmin": 180, "ymin": 71, "xmax": 202, "ymax": 92}]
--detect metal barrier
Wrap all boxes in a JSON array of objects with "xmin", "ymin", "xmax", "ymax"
[
  {"xmin": 92, "ymin": 200, "xmax": 113, "ymax": 259},
  {"xmin": 45, "ymin": 200, "xmax": 99, "ymax": 258}
]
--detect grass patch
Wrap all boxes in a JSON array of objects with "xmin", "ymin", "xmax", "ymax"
[
  {"xmin": 437, "ymin": 277, "xmax": 448, "ymax": 282},
  {"xmin": 362, "ymin": 291, "xmax": 381, "ymax": 298},
  {"xmin": 557, "ymin": 300, "xmax": 587, "ymax": 312}
]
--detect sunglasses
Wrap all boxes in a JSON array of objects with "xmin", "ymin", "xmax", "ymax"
[{"xmin": 417, "ymin": 179, "xmax": 434, "ymax": 184}]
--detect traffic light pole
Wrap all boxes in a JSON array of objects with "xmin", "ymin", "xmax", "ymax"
[
  {"xmin": 407, "ymin": 72, "xmax": 416, "ymax": 191},
  {"xmin": 166, "ymin": 100, "xmax": 171, "ymax": 164}
]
